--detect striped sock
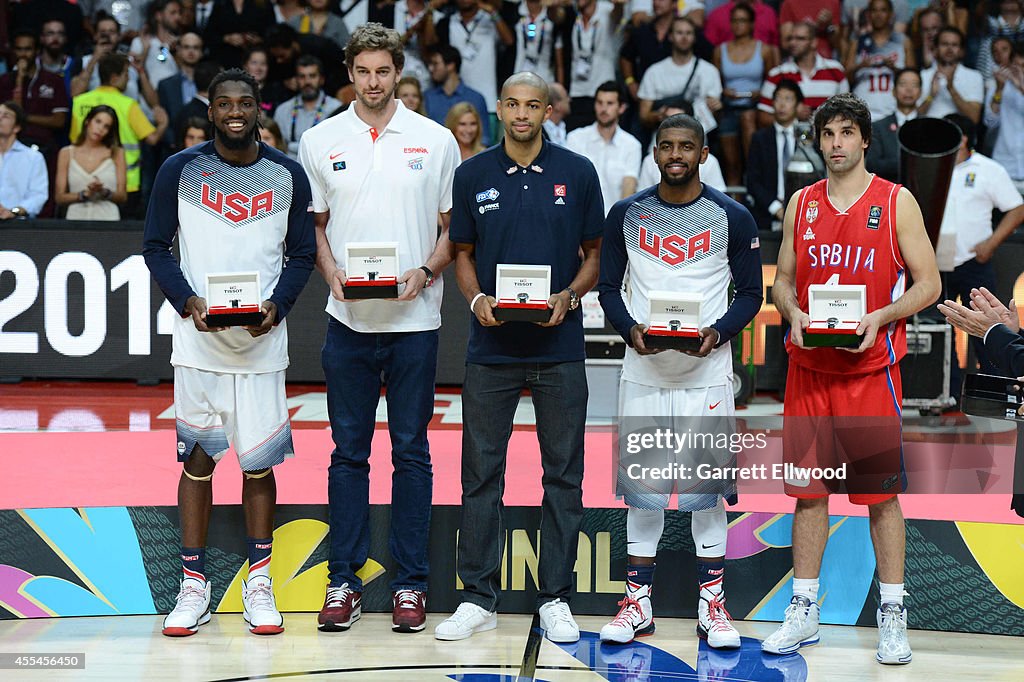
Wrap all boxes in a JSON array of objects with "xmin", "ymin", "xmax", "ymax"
[
  {"xmin": 697, "ymin": 558, "xmax": 725, "ymax": 598},
  {"xmin": 247, "ymin": 537, "xmax": 272, "ymax": 579},
  {"xmin": 181, "ymin": 547, "xmax": 206, "ymax": 582}
]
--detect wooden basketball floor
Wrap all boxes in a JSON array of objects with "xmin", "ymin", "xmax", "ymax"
[{"xmin": 1, "ymin": 612, "xmax": 1022, "ymax": 681}]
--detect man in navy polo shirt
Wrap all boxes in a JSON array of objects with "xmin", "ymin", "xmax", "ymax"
[{"xmin": 434, "ymin": 72, "xmax": 604, "ymax": 644}]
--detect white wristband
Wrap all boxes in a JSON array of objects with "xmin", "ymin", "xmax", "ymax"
[{"xmin": 470, "ymin": 292, "xmax": 486, "ymax": 314}]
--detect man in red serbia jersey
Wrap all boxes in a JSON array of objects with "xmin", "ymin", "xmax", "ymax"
[{"xmin": 762, "ymin": 93, "xmax": 940, "ymax": 665}]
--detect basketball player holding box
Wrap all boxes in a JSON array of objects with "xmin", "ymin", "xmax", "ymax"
[
  {"xmin": 596, "ymin": 113, "xmax": 763, "ymax": 648},
  {"xmin": 762, "ymin": 93, "xmax": 940, "ymax": 664}
]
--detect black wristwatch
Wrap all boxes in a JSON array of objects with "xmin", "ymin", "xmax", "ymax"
[
  {"xmin": 565, "ymin": 286, "xmax": 579, "ymax": 310},
  {"xmin": 419, "ymin": 265, "xmax": 435, "ymax": 288}
]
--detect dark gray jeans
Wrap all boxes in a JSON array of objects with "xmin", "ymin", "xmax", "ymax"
[{"xmin": 457, "ymin": 361, "xmax": 588, "ymax": 611}]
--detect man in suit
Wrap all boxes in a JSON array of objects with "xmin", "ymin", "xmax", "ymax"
[
  {"xmin": 158, "ymin": 32, "xmax": 205, "ymax": 145},
  {"xmin": 866, "ymin": 68, "xmax": 921, "ymax": 183},
  {"xmin": 171, "ymin": 61, "xmax": 222, "ymax": 152},
  {"xmin": 938, "ymin": 286, "xmax": 1024, "ymax": 518},
  {"xmin": 746, "ymin": 79, "xmax": 803, "ymax": 231}
]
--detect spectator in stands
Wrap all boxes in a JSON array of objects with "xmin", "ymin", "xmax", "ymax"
[
  {"xmin": 72, "ymin": 14, "xmax": 161, "ymax": 116},
  {"xmin": 179, "ymin": 116, "xmax": 211, "ymax": 148},
  {"xmin": 746, "ymin": 79, "xmax": 802, "ymax": 231},
  {"xmin": 398, "ymin": 75, "xmax": 427, "ymax": 115},
  {"xmin": 637, "ymin": 97, "xmax": 727, "ymax": 190},
  {"xmin": 779, "ymin": 0, "xmax": 841, "ymax": 58},
  {"xmin": 987, "ymin": 43, "xmax": 1024, "ymax": 192},
  {"xmin": 158, "ymin": 32, "xmax": 204, "ymax": 143},
  {"xmin": 620, "ymin": 0, "xmax": 676, "ymax": 118},
  {"xmin": 714, "ymin": 2, "xmax": 778, "ymax": 191},
  {"xmin": 38, "ymin": 19, "xmax": 75, "ymax": 96},
  {"xmin": 513, "ymin": 0, "xmax": 564, "ymax": 85},
  {"xmin": 55, "ymin": 104, "xmax": 126, "ymax": 220},
  {"xmin": 79, "ymin": 1, "xmax": 147, "ymax": 38},
  {"xmin": 273, "ymin": 55, "xmax": 341, "ymax": 158},
  {"xmin": 437, "ymin": 0, "xmax": 515, "ymax": 129},
  {"xmin": 543, "ymin": 81, "xmax": 570, "ymax": 145},
  {"xmin": 10, "ymin": 0, "xmax": 85, "ymax": 50},
  {"xmin": 915, "ymin": 0, "xmax": 968, "ymax": 37},
  {"xmin": 204, "ymin": 0, "xmax": 276, "ymax": 68},
  {"xmin": 704, "ymin": 0, "xmax": 779, "ymax": 48},
  {"xmin": 0, "ymin": 101, "xmax": 48, "ymax": 220},
  {"xmin": 288, "ymin": 0, "xmax": 351, "ymax": 50},
  {"xmin": 393, "ymin": 0, "xmax": 438, "ymax": 66},
  {"xmin": 758, "ymin": 21, "xmax": 848, "ymax": 127},
  {"xmin": 258, "ymin": 113, "xmax": 289, "ymax": 153},
  {"xmin": 193, "ymin": 0, "xmax": 216, "ymax": 33},
  {"xmin": 171, "ymin": 61, "xmax": 223, "ymax": 146},
  {"xmin": 70, "ymin": 53, "xmax": 168, "ymax": 217},
  {"xmin": 909, "ymin": 6, "xmax": 942, "ymax": 71},
  {"xmin": 130, "ymin": 0, "xmax": 184, "ymax": 89},
  {"xmin": 0, "ymin": 29, "xmax": 69, "ymax": 173},
  {"xmin": 566, "ymin": 0, "xmax": 626, "ymax": 132},
  {"xmin": 242, "ymin": 47, "xmax": 282, "ymax": 113},
  {"xmin": 844, "ymin": 0, "xmax": 914, "ymax": 121},
  {"xmin": 424, "ymin": 46, "xmax": 491, "ymax": 144},
  {"xmin": 567, "ymin": 81, "xmax": 642, "ymax": 215},
  {"xmin": 977, "ymin": 0, "xmax": 1024, "ymax": 80},
  {"xmin": 638, "ymin": 16, "xmax": 722, "ymax": 133},
  {"xmin": 842, "ymin": 0, "xmax": 911, "ymax": 41},
  {"xmin": 919, "ymin": 27, "xmax": 984, "ymax": 123},
  {"xmin": 866, "ymin": 67, "xmax": 920, "ymax": 183},
  {"xmin": 446, "ymin": 101, "xmax": 486, "ymax": 163}
]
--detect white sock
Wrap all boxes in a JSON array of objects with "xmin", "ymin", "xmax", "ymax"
[
  {"xmin": 879, "ymin": 582, "xmax": 905, "ymax": 606},
  {"xmin": 793, "ymin": 578, "xmax": 819, "ymax": 602}
]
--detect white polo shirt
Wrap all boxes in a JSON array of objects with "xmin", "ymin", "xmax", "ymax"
[
  {"xmin": 637, "ymin": 54, "xmax": 723, "ymax": 131},
  {"xmin": 938, "ymin": 151, "xmax": 1023, "ymax": 270},
  {"xmin": 566, "ymin": 123, "xmax": 642, "ymax": 215},
  {"xmin": 568, "ymin": 1, "xmax": 622, "ymax": 99},
  {"xmin": 919, "ymin": 64, "xmax": 985, "ymax": 120},
  {"xmin": 298, "ymin": 101, "xmax": 460, "ymax": 333}
]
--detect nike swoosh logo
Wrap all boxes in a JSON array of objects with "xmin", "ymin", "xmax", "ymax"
[
  {"xmin": 701, "ymin": 543, "xmax": 721, "ymax": 549},
  {"xmin": 709, "ymin": 401, "xmax": 722, "ymax": 410},
  {"xmin": 330, "ymin": 152, "xmax": 345, "ymax": 160},
  {"xmin": 201, "ymin": 171, "xmax": 215, "ymax": 176}
]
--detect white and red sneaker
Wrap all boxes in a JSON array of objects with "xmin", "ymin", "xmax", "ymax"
[
  {"xmin": 162, "ymin": 577, "xmax": 212, "ymax": 637},
  {"xmin": 600, "ymin": 582, "xmax": 655, "ymax": 644},
  {"xmin": 242, "ymin": 575, "xmax": 284, "ymax": 635},
  {"xmin": 696, "ymin": 589, "xmax": 740, "ymax": 649}
]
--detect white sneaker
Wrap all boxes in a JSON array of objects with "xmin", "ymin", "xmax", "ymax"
[
  {"xmin": 162, "ymin": 577, "xmax": 211, "ymax": 637},
  {"xmin": 600, "ymin": 583, "xmax": 655, "ymax": 644},
  {"xmin": 539, "ymin": 598, "xmax": 580, "ymax": 643},
  {"xmin": 876, "ymin": 603, "xmax": 912, "ymax": 665},
  {"xmin": 434, "ymin": 602, "xmax": 497, "ymax": 641},
  {"xmin": 761, "ymin": 595, "xmax": 820, "ymax": 655},
  {"xmin": 696, "ymin": 589, "xmax": 740, "ymax": 649},
  {"xmin": 242, "ymin": 575, "xmax": 284, "ymax": 635}
]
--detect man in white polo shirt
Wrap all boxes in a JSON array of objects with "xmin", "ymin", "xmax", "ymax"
[
  {"xmin": 567, "ymin": 81, "xmax": 642, "ymax": 215},
  {"xmin": 637, "ymin": 15, "xmax": 722, "ymax": 135},
  {"xmin": 918, "ymin": 27, "xmax": 985, "ymax": 123},
  {"xmin": 935, "ymin": 113, "xmax": 1024, "ymax": 396},
  {"xmin": 298, "ymin": 22, "xmax": 460, "ymax": 635}
]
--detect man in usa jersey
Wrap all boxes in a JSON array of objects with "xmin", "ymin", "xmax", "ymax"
[
  {"xmin": 143, "ymin": 69, "xmax": 315, "ymax": 638},
  {"xmin": 597, "ymin": 113, "xmax": 763, "ymax": 649},
  {"xmin": 763, "ymin": 93, "xmax": 939, "ymax": 665}
]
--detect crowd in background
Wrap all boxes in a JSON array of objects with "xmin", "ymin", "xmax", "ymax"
[{"xmin": 1, "ymin": 0, "xmax": 1023, "ymax": 224}]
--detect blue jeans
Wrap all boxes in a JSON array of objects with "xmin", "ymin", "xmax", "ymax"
[
  {"xmin": 323, "ymin": 318, "xmax": 438, "ymax": 592},
  {"xmin": 457, "ymin": 361, "xmax": 587, "ymax": 611}
]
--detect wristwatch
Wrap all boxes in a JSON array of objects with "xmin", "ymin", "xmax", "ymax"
[
  {"xmin": 419, "ymin": 265, "xmax": 435, "ymax": 288},
  {"xmin": 565, "ymin": 286, "xmax": 579, "ymax": 311}
]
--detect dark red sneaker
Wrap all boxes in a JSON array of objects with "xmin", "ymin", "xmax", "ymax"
[
  {"xmin": 392, "ymin": 589, "xmax": 426, "ymax": 632},
  {"xmin": 318, "ymin": 584, "xmax": 361, "ymax": 632}
]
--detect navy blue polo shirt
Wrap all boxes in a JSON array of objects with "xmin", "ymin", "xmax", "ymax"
[{"xmin": 450, "ymin": 140, "xmax": 605, "ymax": 364}]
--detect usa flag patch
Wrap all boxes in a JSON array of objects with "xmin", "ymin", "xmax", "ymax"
[{"xmin": 750, "ymin": 236, "xmax": 760, "ymax": 249}]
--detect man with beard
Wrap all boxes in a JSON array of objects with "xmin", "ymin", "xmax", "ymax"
[
  {"xmin": 274, "ymin": 55, "xmax": 341, "ymax": 158},
  {"xmin": 566, "ymin": 81, "xmax": 642, "ymax": 216},
  {"xmin": 918, "ymin": 26, "xmax": 984, "ymax": 123},
  {"xmin": 38, "ymin": 19, "xmax": 76, "ymax": 96},
  {"xmin": 298, "ymin": 23, "xmax": 459, "ymax": 635},
  {"xmin": 434, "ymin": 72, "xmax": 603, "ymax": 644},
  {"xmin": 143, "ymin": 68, "xmax": 315, "ymax": 637},
  {"xmin": 596, "ymin": 112, "xmax": 762, "ymax": 647},
  {"xmin": 761, "ymin": 93, "xmax": 939, "ymax": 664}
]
